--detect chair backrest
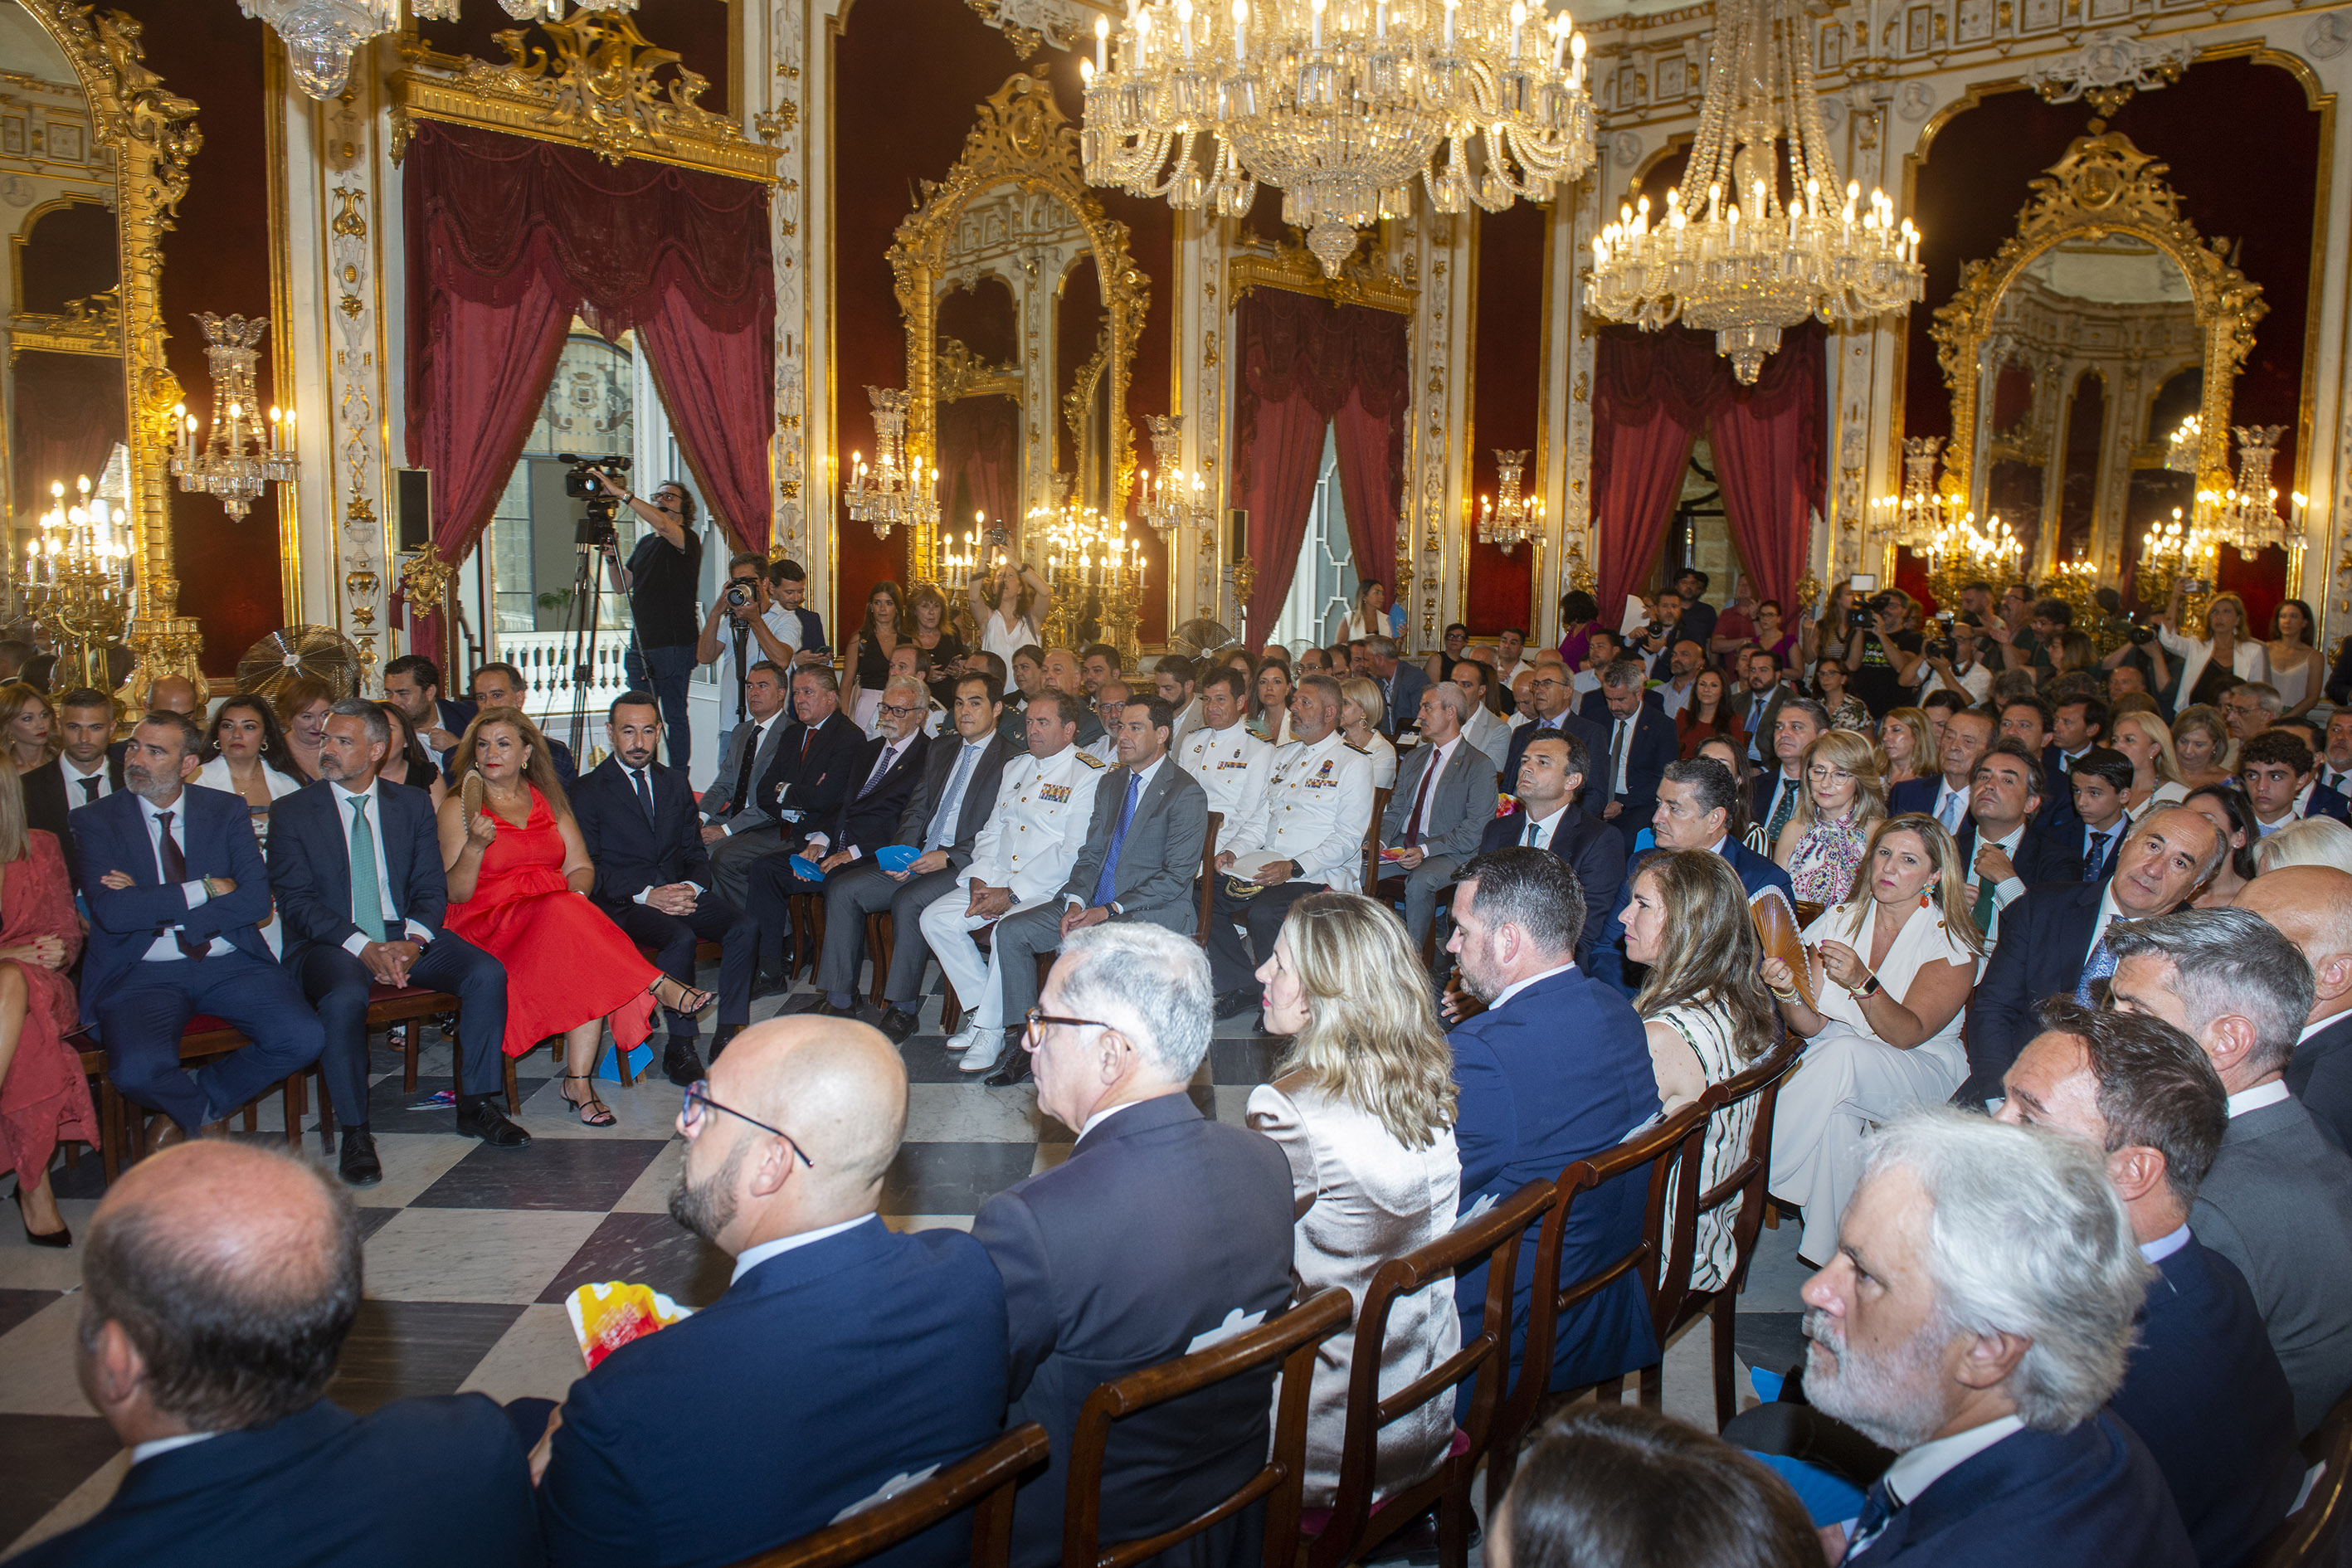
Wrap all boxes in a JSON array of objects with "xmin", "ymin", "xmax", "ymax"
[
  {"xmin": 1307, "ymin": 1181, "xmax": 1556, "ymax": 1568},
  {"xmin": 2257, "ymin": 1386, "xmax": 2352, "ymax": 1568},
  {"xmin": 1487, "ymin": 1098, "xmax": 1712, "ymax": 1506},
  {"xmin": 1362, "ymin": 786, "xmax": 1393, "ymax": 889},
  {"xmin": 1063, "ymin": 1286, "xmax": 1354, "ymax": 1568},
  {"xmin": 1196, "ymin": 810, "xmax": 1222, "ymax": 947},
  {"xmin": 1669, "ymin": 1031, "xmax": 1801, "ymax": 1326},
  {"xmin": 731, "ymin": 1422, "xmax": 1050, "ymax": 1568}
]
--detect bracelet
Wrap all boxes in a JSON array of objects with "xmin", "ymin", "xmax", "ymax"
[{"xmin": 1769, "ymin": 986, "xmax": 1799, "ymax": 1004}]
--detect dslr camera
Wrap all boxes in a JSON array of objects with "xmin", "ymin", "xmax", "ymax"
[
  {"xmin": 2127, "ymin": 619, "xmax": 2159, "ymax": 645},
  {"xmin": 559, "ymin": 453, "xmax": 631, "ymax": 546},
  {"xmin": 1924, "ymin": 611, "xmax": 1959, "ymax": 662},
  {"xmin": 723, "ymin": 578, "xmax": 759, "ymax": 611}
]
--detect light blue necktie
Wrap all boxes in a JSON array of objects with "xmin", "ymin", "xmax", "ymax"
[
  {"xmin": 926, "ymin": 743, "xmax": 980, "ymax": 851},
  {"xmin": 1846, "ymin": 1478, "xmax": 1900, "ymax": 1561},
  {"xmin": 2076, "ymin": 916, "xmax": 2120, "ymax": 1003},
  {"xmin": 348, "ymin": 796, "xmax": 387, "ymax": 944},
  {"xmin": 1093, "ymin": 772, "xmax": 1142, "ymax": 908}
]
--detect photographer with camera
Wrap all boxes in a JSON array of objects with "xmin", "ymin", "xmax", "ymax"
[
  {"xmin": 1632, "ymin": 590, "xmax": 1687, "ymax": 679},
  {"xmin": 1842, "ymin": 587, "xmax": 1923, "ymax": 718},
  {"xmin": 2101, "ymin": 614, "xmax": 2175, "ymax": 713},
  {"xmin": 590, "ymin": 465, "xmax": 706, "ymax": 772},
  {"xmin": 697, "ymin": 552, "xmax": 805, "ymax": 761},
  {"xmin": 1904, "ymin": 612, "xmax": 1993, "ymax": 705}
]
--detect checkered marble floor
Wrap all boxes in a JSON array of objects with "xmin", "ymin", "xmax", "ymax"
[{"xmin": 0, "ymin": 957, "xmax": 1810, "ymax": 1559}]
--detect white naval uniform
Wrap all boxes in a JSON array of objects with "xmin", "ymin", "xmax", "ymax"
[
  {"xmin": 1178, "ymin": 722, "xmax": 1275, "ymax": 855},
  {"xmin": 921, "ymin": 742, "xmax": 1108, "ymax": 1030},
  {"xmin": 1223, "ymin": 729, "xmax": 1376, "ymax": 894}
]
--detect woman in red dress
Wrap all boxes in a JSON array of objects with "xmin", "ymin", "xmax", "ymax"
[
  {"xmin": 0, "ymin": 756, "xmax": 89, "ymax": 1244},
  {"xmin": 437, "ymin": 708, "xmax": 711, "ymax": 1127}
]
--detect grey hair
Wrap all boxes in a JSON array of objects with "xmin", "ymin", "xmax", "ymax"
[
  {"xmin": 1363, "ymin": 635, "xmax": 1399, "ymax": 660},
  {"xmin": 880, "ymin": 675, "xmax": 928, "ymax": 711},
  {"xmin": 1428, "ymin": 680, "xmax": 1470, "ymax": 725},
  {"xmin": 2239, "ymin": 682, "xmax": 2285, "ymax": 716},
  {"xmin": 1602, "ymin": 658, "xmax": 1648, "ymax": 692},
  {"xmin": 1054, "ymin": 923, "xmax": 1214, "ymax": 1081},
  {"xmin": 2106, "ymin": 906, "xmax": 2314, "ymax": 1078},
  {"xmin": 2254, "ymin": 815, "xmax": 2352, "ymax": 876},
  {"xmin": 791, "ymin": 664, "xmax": 841, "ymax": 695},
  {"xmin": 326, "ymin": 697, "xmax": 389, "ymax": 747},
  {"xmin": 1863, "ymin": 1110, "xmax": 2150, "ymax": 1430}
]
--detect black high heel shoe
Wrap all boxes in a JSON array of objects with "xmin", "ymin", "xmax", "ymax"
[{"xmin": 12, "ymin": 1183, "xmax": 69, "ymax": 1249}]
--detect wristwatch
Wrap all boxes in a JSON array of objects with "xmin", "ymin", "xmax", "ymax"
[
  {"xmin": 1287, "ymin": 859, "xmax": 1303, "ymax": 880},
  {"xmin": 1853, "ymin": 971, "xmax": 1882, "ymax": 999}
]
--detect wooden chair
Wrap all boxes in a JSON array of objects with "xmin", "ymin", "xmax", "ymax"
[
  {"xmin": 1303, "ymin": 1181, "xmax": 1555, "ymax": 1568},
  {"xmin": 1484, "ymin": 1098, "xmax": 1712, "ymax": 1514},
  {"xmin": 1194, "ymin": 810, "xmax": 1221, "ymax": 947},
  {"xmin": 2256, "ymin": 1386, "xmax": 2352, "ymax": 1567},
  {"xmin": 863, "ymin": 913, "xmax": 894, "ymax": 1010},
  {"xmin": 1656, "ymin": 1035, "xmax": 1799, "ymax": 1429},
  {"xmin": 1361, "ymin": 787, "xmax": 1392, "ymax": 893},
  {"xmin": 1063, "ymin": 1286, "xmax": 1353, "ymax": 1568},
  {"xmin": 729, "ymin": 1422, "xmax": 1049, "ymax": 1568},
  {"xmin": 785, "ymin": 892, "xmax": 827, "ymax": 986}
]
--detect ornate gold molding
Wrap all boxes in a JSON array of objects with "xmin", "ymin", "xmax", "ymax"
[
  {"xmin": 1229, "ymin": 236, "xmax": 1419, "ymax": 314},
  {"xmin": 1930, "ymin": 125, "xmax": 2265, "ymax": 502},
  {"xmin": 389, "ymin": 9, "xmax": 781, "ymax": 182},
  {"xmin": 15, "ymin": 0, "xmax": 200, "ymax": 695},
  {"xmin": 935, "ymin": 334, "xmax": 1020, "ymax": 402},
  {"xmin": 8, "ymin": 287, "xmax": 121, "ymax": 357}
]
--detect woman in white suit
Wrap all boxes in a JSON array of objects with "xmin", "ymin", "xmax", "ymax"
[{"xmin": 1249, "ymin": 891, "xmax": 1461, "ymax": 1506}]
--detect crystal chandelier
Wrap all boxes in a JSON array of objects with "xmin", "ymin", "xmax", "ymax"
[
  {"xmin": 1476, "ymin": 447, "xmax": 1541, "ymax": 553},
  {"xmin": 2164, "ymin": 414, "xmax": 2201, "ymax": 475},
  {"xmin": 2195, "ymin": 424, "xmax": 2305, "ymax": 560},
  {"xmin": 845, "ymin": 387, "xmax": 939, "ymax": 541},
  {"xmin": 1868, "ymin": 435, "xmax": 1966, "ymax": 548},
  {"xmin": 1079, "ymin": 0, "xmax": 1595, "ymax": 277},
  {"xmin": 244, "ymin": 0, "xmax": 612, "ymax": 100},
  {"xmin": 169, "ymin": 314, "xmax": 299, "ymax": 521},
  {"xmin": 1134, "ymin": 416, "xmax": 1215, "ymax": 536},
  {"xmin": 1585, "ymin": 0, "xmax": 1922, "ymax": 382},
  {"xmin": 25, "ymin": 477, "xmax": 134, "ymax": 694}
]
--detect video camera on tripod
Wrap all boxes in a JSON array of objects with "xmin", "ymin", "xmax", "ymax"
[{"xmin": 558, "ymin": 453, "xmax": 631, "ymax": 547}]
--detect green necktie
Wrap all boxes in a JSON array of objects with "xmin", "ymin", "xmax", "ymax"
[
  {"xmin": 1970, "ymin": 877, "xmax": 1996, "ymax": 935},
  {"xmin": 349, "ymin": 796, "xmax": 387, "ymax": 944}
]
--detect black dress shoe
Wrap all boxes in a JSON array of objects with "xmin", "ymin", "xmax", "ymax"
[
  {"xmin": 983, "ymin": 1052, "xmax": 1032, "ymax": 1088},
  {"xmin": 709, "ymin": 1025, "xmax": 741, "ymax": 1061},
  {"xmin": 751, "ymin": 970, "xmax": 793, "ymax": 1001},
  {"xmin": 1214, "ymin": 987, "xmax": 1259, "ymax": 1020},
  {"xmin": 877, "ymin": 1007, "xmax": 920, "ymax": 1045},
  {"xmin": 784, "ymin": 992, "xmax": 831, "ymax": 1015},
  {"xmin": 456, "ymin": 1097, "xmax": 533, "ymax": 1149},
  {"xmin": 1361, "ymin": 1507, "xmax": 1477, "ymax": 1565},
  {"xmin": 816, "ymin": 1000, "xmax": 862, "ymax": 1019},
  {"xmin": 662, "ymin": 1035, "xmax": 704, "ymax": 1087},
  {"xmin": 12, "ymin": 1184, "xmax": 68, "ymax": 1248},
  {"xmin": 338, "ymin": 1127, "xmax": 383, "ymax": 1187}
]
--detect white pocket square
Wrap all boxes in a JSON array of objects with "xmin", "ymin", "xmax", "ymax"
[
  {"xmin": 1186, "ymin": 1307, "xmax": 1269, "ymax": 1355},
  {"xmin": 830, "ymin": 1463, "xmax": 942, "ymax": 1524}
]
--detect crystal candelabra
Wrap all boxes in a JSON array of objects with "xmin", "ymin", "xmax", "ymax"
[
  {"xmin": 1916, "ymin": 509, "xmax": 2020, "ymax": 613},
  {"xmin": 1870, "ymin": 436, "xmax": 1968, "ymax": 551},
  {"xmin": 1585, "ymin": 0, "xmax": 1921, "ymax": 381},
  {"xmin": 2165, "ymin": 415, "xmax": 2201, "ymax": 475},
  {"xmin": 2139, "ymin": 509, "xmax": 2218, "ymax": 622},
  {"xmin": 844, "ymin": 387, "xmax": 940, "ymax": 542},
  {"xmin": 1135, "ymin": 416, "xmax": 1215, "ymax": 537},
  {"xmin": 25, "ymin": 477, "xmax": 134, "ymax": 694},
  {"xmin": 169, "ymin": 313, "xmax": 298, "ymax": 521},
  {"xmin": 244, "ymin": 0, "xmax": 602, "ymax": 99},
  {"xmin": 2195, "ymin": 424, "xmax": 2305, "ymax": 562},
  {"xmin": 1079, "ymin": 0, "xmax": 1595, "ymax": 277},
  {"xmin": 1476, "ymin": 448, "xmax": 1542, "ymax": 553},
  {"xmin": 1035, "ymin": 483, "xmax": 1147, "ymax": 664}
]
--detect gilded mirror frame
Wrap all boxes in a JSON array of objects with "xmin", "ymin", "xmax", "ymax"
[
  {"xmin": 14, "ymin": 0, "xmax": 201, "ymax": 690},
  {"xmin": 888, "ymin": 72, "xmax": 1148, "ymax": 585},
  {"xmin": 1931, "ymin": 126, "xmax": 2265, "ymax": 517}
]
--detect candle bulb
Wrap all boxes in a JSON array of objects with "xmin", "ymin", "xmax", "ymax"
[{"xmin": 1095, "ymin": 13, "xmax": 1109, "ymax": 71}]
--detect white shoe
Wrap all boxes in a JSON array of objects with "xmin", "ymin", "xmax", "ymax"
[{"xmin": 957, "ymin": 1027, "xmax": 1009, "ymax": 1073}]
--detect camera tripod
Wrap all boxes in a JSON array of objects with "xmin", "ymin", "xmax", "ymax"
[{"xmin": 553, "ymin": 503, "xmax": 645, "ymax": 769}]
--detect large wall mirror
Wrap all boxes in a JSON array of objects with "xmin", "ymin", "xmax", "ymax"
[{"xmin": 1931, "ymin": 127, "xmax": 2265, "ymax": 577}]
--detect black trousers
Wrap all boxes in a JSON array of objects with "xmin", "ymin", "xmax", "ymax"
[
  {"xmin": 1203, "ymin": 877, "xmax": 1330, "ymax": 992},
  {"xmin": 606, "ymin": 894, "xmax": 755, "ymax": 1037},
  {"xmin": 743, "ymin": 850, "xmax": 825, "ymax": 978},
  {"xmin": 295, "ymin": 933, "xmax": 506, "ymax": 1127}
]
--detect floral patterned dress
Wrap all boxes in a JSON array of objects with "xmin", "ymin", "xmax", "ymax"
[{"xmin": 1785, "ymin": 811, "xmax": 1870, "ymax": 908}]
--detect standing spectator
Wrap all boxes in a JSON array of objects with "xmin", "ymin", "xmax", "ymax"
[
  {"xmin": 2158, "ymin": 587, "xmax": 2267, "ymax": 713},
  {"xmin": 382, "ymin": 654, "xmax": 475, "ymax": 777},
  {"xmin": 1334, "ymin": 578, "xmax": 1401, "ymax": 643},
  {"xmin": 967, "ymin": 559, "xmax": 1050, "ymax": 666},
  {"xmin": 1595, "ymin": 659, "xmax": 1677, "ymax": 846},
  {"xmin": 1840, "ymin": 592, "xmax": 1922, "ymax": 719},
  {"xmin": 765, "ymin": 558, "xmax": 827, "ymax": 656},
  {"xmin": 1248, "ymin": 892, "xmax": 1461, "ymax": 1506},
  {"xmin": 696, "ymin": 552, "xmax": 802, "ymax": 760},
  {"xmin": 841, "ymin": 581, "xmax": 907, "ymax": 731},
  {"xmin": 1556, "ymin": 589, "xmax": 1600, "ymax": 671},
  {"xmin": 906, "ymin": 583, "xmax": 967, "ymax": 707},
  {"xmin": 1734, "ymin": 646, "xmax": 1794, "ymax": 766},
  {"xmin": 597, "ymin": 473, "xmax": 704, "ymax": 773},
  {"xmin": 1673, "ymin": 568, "xmax": 1718, "ymax": 654}
]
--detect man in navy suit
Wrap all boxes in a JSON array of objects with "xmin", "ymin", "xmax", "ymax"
[
  {"xmin": 1887, "ymin": 708, "xmax": 1993, "ymax": 834},
  {"xmin": 1753, "ymin": 697, "xmax": 1830, "ymax": 848},
  {"xmin": 529, "ymin": 1017, "xmax": 1009, "ymax": 1568},
  {"xmin": 1956, "ymin": 804, "xmax": 2220, "ymax": 1108},
  {"xmin": 75, "ymin": 712, "xmax": 324, "ymax": 1140},
  {"xmin": 1478, "ymin": 729, "xmax": 1621, "ymax": 972},
  {"xmin": 269, "ymin": 700, "xmax": 529, "ymax": 1186},
  {"xmin": 19, "ymin": 1140, "xmax": 539, "ymax": 1568},
  {"xmin": 1444, "ymin": 849, "xmax": 1662, "ymax": 1404},
  {"xmin": 2238, "ymin": 866, "xmax": 2352, "ymax": 1152},
  {"xmin": 2240, "ymin": 729, "xmax": 2352, "ymax": 840},
  {"xmin": 1502, "ymin": 661, "xmax": 1609, "ymax": 818},
  {"xmin": 23, "ymin": 685, "xmax": 124, "ymax": 868},
  {"xmin": 973, "ymin": 925, "xmax": 1294, "ymax": 1568},
  {"xmin": 573, "ymin": 694, "xmax": 757, "ymax": 1085},
  {"xmin": 741, "ymin": 674, "xmax": 928, "ymax": 995},
  {"xmin": 382, "ymin": 653, "xmax": 476, "ymax": 781},
  {"xmin": 1366, "ymin": 634, "xmax": 1428, "ymax": 738},
  {"xmin": 468, "ymin": 665, "xmax": 576, "ymax": 789},
  {"xmin": 2062, "ymin": 747, "xmax": 2135, "ymax": 884},
  {"xmin": 1955, "ymin": 740, "xmax": 2084, "ymax": 942},
  {"xmin": 1998, "ymin": 1001, "xmax": 2305, "ymax": 1566},
  {"xmin": 741, "ymin": 665, "xmax": 866, "ymax": 895},
  {"xmin": 1595, "ymin": 659, "xmax": 1676, "ymax": 849},
  {"xmin": 1778, "ymin": 1112, "xmax": 2194, "ymax": 1567}
]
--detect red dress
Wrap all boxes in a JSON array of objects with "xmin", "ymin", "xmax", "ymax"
[
  {"xmin": 443, "ymin": 787, "xmax": 660, "ymax": 1059},
  {"xmin": 0, "ymin": 831, "xmax": 91, "ymax": 1181}
]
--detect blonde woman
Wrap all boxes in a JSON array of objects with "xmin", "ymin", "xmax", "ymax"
[
  {"xmin": 1614, "ymin": 850, "xmax": 1776, "ymax": 1290},
  {"xmin": 2171, "ymin": 704, "xmax": 2234, "ymax": 789},
  {"xmin": 1249, "ymin": 891, "xmax": 1461, "ymax": 1505},
  {"xmin": 1878, "ymin": 706, "xmax": 1933, "ymax": 787},
  {"xmin": 2256, "ymin": 815, "xmax": 2352, "ymax": 876},
  {"xmin": 1771, "ymin": 728, "xmax": 1888, "ymax": 908},
  {"xmin": 2159, "ymin": 587, "xmax": 2268, "ymax": 711},
  {"xmin": 1765, "ymin": 814, "xmax": 1984, "ymax": 1264},
  {"xmin": 2110, "ymin": 709, "xmax": 2190, "ymax": 820},
  {"xmin": 1338, "ymin": 676, "xmax": 1397, "ymax": 788},
  {"xmin": 438, "ymin": 708, "xmax": 709, "ymax": 1127}
]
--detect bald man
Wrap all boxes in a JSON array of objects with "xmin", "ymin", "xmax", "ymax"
[
  {"xmin": 146, "ymin": 674, "xmax": 202, "ymax": 716},
  {"xmin": 2238, "ymin": 864, "xmax": 2352, "ymax": 1152},
  {"xmin": 22, "ymin": 1142, "xmax": 538, "ymax": 1567},
  {"xmin": 530, "ymin": 1018, "xmax": 1010, "ymax": 1568}
]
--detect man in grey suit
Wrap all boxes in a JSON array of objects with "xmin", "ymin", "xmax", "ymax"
[
  {"xmin": 1381, "ymin": 682, "xmax": 1500, "ymax": 956},
  {"xmin": 699, "ymin": 660, "xmax": 796, "ymax": 905},
  {"xmin": 1449, "ymin": 659, "xmax": 1514, "ymax": 775},
  {"xmin": 2109, "ymin": 906, "xmax": 2352, "ymax": 1430},
  {"xmin": 804, "ymin": 673, "xmax": 1017, "ymax": 1045},
  {"xmin": 982, "ymin": 694, "xmax": 1210, "ymax": 1087},
  {"xmin": 972, "ymin": 925, "xmax": 1294, "ymax": 1568}
]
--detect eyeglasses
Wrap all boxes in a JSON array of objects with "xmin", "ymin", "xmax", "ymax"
[
  {"xmin": 878, "ymin": 703, "xmax": 923, "ymax": 719},
  {"xmin": 680, "ymin": 1081, "xmax": 813, "ymax": 1167},
  {"xmin": 1020, "ymin": 1006, "xmax": 1113, "ymax": 1049}
]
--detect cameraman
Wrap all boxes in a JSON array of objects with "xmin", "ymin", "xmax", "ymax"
[
  {"xmin": 2101, "ymin": 617, "xmax": 2174, "ymax": 713},
  {"xmin": 597, "ymin": 470, "xmax": 705, "ymax": 772},
  {"xmin": 1903, "ymin": 616, "xmax": 1993, "ymax": 705},
  {"xmin": 698, "ymin": 552, "xmax": 804, "ymax": 759},
  {"xmin": 1843, "ymin": 589, "xmax": 1922, "ymax": 718},
  {"xmin": 1633, "ymin": 589, "xmax": 1685, "ymax": 679}
]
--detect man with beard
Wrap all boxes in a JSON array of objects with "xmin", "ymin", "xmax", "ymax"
[
  {"xmin": 528, "ymin": 1017, "xmax": 1008, "ymax": 1567},
  {"xmin": 1731, "ymin": 1111, "xmax": 2190, "ymax": 1567}
]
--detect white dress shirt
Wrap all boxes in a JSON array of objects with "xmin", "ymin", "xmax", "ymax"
[
  {"xmin": 1515, "ymin": 802, "xmax": 1570, "ymax": 852},
  {"xmin": 61, "ymin": 754, "xmax": 114, "ymax": 807},
  {"xmin": 1489, "ymin": 960, "xmax": 1579, "ymax": 1011},
  {"xmin": 327, "ymin": 780, "xmax": 436, "ymax": 953},
  {"xmin": 1875, "ymin": 1416, "xmax": 2027, "ymax": 1517},
  {"xmin": 2082, "ymin": 884, "xmax": 2128, "ymax": 973},
  {"xmin": 1408, "ymin": 736, "xmax": 1463, "ymax": 841},
  {"xmin": 1657, "ymin": 677, "xmax": 1697, "ymax": 719},
  {"xmin": 712, "ymin": 605, "xmax": 802, "ymax": 723},
  {"xmin": 2226, "ymin": 1078, "xmax": 2292, "ymax": 1118},
  {"xmin": 137, "ymin": 792, "xmax": 233, "ymax": 962},
  {"xmin": 2140, "ymin": 1224, "xmax": 2192, "ymax": 1264},
  {"xmin": 730, "ymin": 1212, "xmax": 878, "ymax": 1285},
  {"xmin": 710, "ymin": 711, "xmax": 783, "ymax": 833},
  {"xmin": 131, "ymin": 1431, "xmax": 221, "ymax": 1467}
]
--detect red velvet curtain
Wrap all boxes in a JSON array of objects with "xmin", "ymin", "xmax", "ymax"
[
  {"xmin": 1234, "ymin": 290, "xmax": 1410, "ymax": 635},
  {"xmin": 402, "ymin": 119, "xmax": 773, "ymax": 646},
  {"xmin": 1592, "ymin": 323, "xmax": 1825, "ymax": 609},
  {"xmin": 937, "ymin": 395, "xmax": 1018, "ymax": 536},
  {"xmin": 10, "ymin": 350, "xmax": 124, "ymax": 523}
]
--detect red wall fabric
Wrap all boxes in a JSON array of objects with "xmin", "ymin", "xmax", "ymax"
[
  {"xmin": 11, "ymin": 352, "xmax": 125, "ymax": 525},
  {"xmin": 1465, "ymin": 202, "xmax": 1546, "ymax": 634}
]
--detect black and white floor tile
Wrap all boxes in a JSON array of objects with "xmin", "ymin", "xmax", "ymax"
[{"xmin": 0, "ymin": 959, "xmax": 1814, "ymax": 1559}]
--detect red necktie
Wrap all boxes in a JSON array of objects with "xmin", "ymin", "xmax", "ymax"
[
  {"xmin": 156, "ymin": 810, "xmax": 207, "ymax": 961},
  {"xmin": 1402, "ymin": 750, "xmax": 1439, "ymax": 849}
]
